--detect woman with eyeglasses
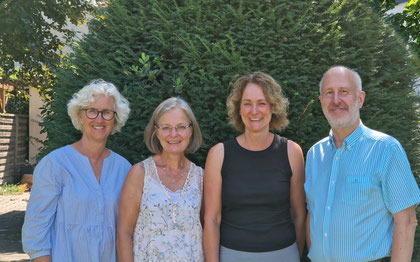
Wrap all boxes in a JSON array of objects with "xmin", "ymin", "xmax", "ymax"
[
  {"xmin": 117, "ymin": 97, "xmax": 204, "ymax": 262},
  {"xmin": 22, "ymin": 79, "xmax": 131, "ymax": 262}
]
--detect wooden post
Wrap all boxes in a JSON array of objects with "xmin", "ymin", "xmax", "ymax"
[{"xmin": 14, "ymin": 115, "xmax": 19, "ymax": 179}]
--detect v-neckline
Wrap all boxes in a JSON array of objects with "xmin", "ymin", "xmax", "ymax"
[
  {"xmin": 150, "ymin": 157, "xmax": 192, "ymax": 201},
  {"xmin": 68, "ymin": 145, "xmax": 112, "ymax": 186}
]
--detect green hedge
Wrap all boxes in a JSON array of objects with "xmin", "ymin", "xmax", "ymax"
[{"xmin": 40, "ymin": 0, "xmax": 419, "ymax": 176}]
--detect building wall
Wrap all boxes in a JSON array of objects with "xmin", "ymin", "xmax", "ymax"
[
  {"xmin": 386, "ymin": 1, "xmax": 408, "ymax": 15},
  {"xmin": 28, "ymin": 20, "xmax": 89, "ymax": 163},
  {"xmin": 28, "ymin": 88, "xmax": 47, "ymax": 164},
  {"xmin": 386, "ymin": 1, "xmax": 420, "ymax": 96}
]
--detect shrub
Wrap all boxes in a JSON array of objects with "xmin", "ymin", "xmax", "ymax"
[
  {"xmin": 40, "ymin": 0, "xmax": 419, "ymax": 176},
  {"xmin": 0, "ymin": 183, "xmax": 27, "ymax": 195},
  {"xmin": 5, "ymin": 90, "xmax": 29, "ymax": 115}
]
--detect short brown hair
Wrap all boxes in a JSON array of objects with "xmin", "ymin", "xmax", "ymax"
[
  {"xmin": 226, "ymin": 72, "xmax": 289, "ymax": 132},
  {"xmin": 144, "ymin": 97, "xmax": 202, "ymax": 154}
]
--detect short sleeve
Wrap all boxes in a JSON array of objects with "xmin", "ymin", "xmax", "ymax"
[
  {"xmin": 304, "ymin": 148, "xmax": 314, "ymax": 214},
  {"xmin": 381, "ymin": 142, "xmax": 420, "ymax": 214},
  {"xmin": 22, "ymin": 155, "xmax": 63, "ymax": 259}
]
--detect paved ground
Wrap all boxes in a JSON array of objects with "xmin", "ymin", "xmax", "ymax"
[{"xmin": 0, "ymin": 192, "xmax": 30, "ymax": 262}]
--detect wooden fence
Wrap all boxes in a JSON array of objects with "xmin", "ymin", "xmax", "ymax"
[{"xmin": 0, "ymin": 113, "xmax": 28, "ymax": 185}]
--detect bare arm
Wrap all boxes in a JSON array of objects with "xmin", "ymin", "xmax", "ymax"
[
  {"xmin": 117, "ymin": 163, "xmax": 145, "ymax": 262},
  {"xmin": 203, "ymin": 143, "xmax": 224, "ymax": 262},
  {"xmin": 33, "ymin": 255, "xmax": 51, "ymax": 262},
  {"xmin": 391, "ymin": 205, "xmax": 417, "ymax": 262},
  {"xmin": 200, "ymin": 174, "xmax": 205, "ymax": 227},
  {"xmin": 305, "ymin": 211, "xmax": 311, "ymax": 250},
  {"xmin": 287, "ymin": 140, "xmax": 306, "ymax": 257}
]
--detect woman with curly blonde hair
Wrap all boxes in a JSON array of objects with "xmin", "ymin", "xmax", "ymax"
[{"xmin": 203, "ymin": 72, "xmax": 306, "ymax": 262}]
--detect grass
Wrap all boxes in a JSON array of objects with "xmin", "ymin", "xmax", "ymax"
[{"xmin": 0, "ymin": 183, "xmax": 27, "ymax": 195}]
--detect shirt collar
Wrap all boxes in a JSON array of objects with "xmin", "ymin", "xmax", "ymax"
[{"xmin": 328, "ymin": 121, "xmax": 365, "ymax": 150}]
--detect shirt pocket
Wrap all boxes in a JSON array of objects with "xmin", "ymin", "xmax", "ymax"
[{"xmin": 341, "ymin": 176, "xmax": 372, "ymax": 205}]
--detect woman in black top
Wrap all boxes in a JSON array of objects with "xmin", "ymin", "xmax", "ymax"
[{"xmin": 203, "ymin": 72, "xmax": 306, "ymax": 262}]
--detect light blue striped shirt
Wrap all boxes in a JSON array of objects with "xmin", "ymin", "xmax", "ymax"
[
  {"xmin": 305, "ymin": 122, "xmax": 420, "ymax": 262},
  {"xmin": 22, "ymin": 145, "xmax": 131, "ymax": 261}
]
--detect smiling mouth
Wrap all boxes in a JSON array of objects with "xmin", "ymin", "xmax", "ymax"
[
  {"xmin": 93, "ymin": 126, "xmax": 105, "ymax": 130},
  {"xmin": 330, "ymin": 109, "xmax": 347, "ymax": 113},
  {"xmin": 167, "ymin": 141, "xmax": 181, "ymax": 144},
  {"xmin": 329, "ymin": 106, "xmax": 347, "ymax": 112},
  {"xmin": 250, "ymin": 117, "xmax": 262, "ymax": 121}
]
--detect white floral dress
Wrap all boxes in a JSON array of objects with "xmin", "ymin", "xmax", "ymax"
[{"xmin": 133, "ymin": 157, "xmax": 204, "ymax": 262}]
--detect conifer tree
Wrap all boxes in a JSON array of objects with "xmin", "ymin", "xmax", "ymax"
[{"xmin": 40, "ymin": 0, "xmax": 419, "ymax": 178}]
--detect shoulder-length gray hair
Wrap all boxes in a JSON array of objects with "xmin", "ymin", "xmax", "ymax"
[
  {"xmin": 144, "ymin": 97, "xmax": 202, "ymax": 154},
  {"xmin": 67, "ymin": 79, "xmax": 130, "ymax": 134}
]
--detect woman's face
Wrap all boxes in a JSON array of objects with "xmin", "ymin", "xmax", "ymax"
[
  {"xmin": 156, "ymin": 107, "xmax": 192, "ymax": 155},
  {"xmin": 79, "ymin": 94, "xmax": 115, "ymax": 143},
  {"xmin": 239, "ymin": 83, "xmax": 272, "ymax": 133}
]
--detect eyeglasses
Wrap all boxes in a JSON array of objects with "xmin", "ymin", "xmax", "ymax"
[
  {"xmin": 155, "ymin": 123, "xmax": 192, "ymax": 134},
  {"xmin": 81, "ymin": 108, "xmax": 117, "ymax": 121}
]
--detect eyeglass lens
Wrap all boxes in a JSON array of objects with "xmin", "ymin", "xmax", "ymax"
[
  {"xmin": 157, "ymin": 124, "xmax": 191, "ymax": 133},
  {"xmin": 84, "ymin": 108, "xmax": 115, "ymax": 120}
]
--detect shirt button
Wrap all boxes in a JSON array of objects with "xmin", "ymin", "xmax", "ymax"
[
  {"xmin": 327, "ymin": 206, "xmax": 330, "ymax": 210},
  {"xmin": 335, "ymin": 157, "xmax": 339, "ymax": 160},
  {"xmin": 324, "ymin": 233, "xmax": 327, "ymax": 237},
  {"xmin": 331, "ymin": 181, "xmax": 335, "ymax": 185}
]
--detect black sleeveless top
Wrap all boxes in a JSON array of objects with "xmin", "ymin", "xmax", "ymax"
[{"xmin": 220, "ymin": 134, "xmax": 295, "ymax": 252}]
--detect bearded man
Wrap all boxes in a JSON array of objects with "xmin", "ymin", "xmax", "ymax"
[{"xmin": 305, "ymin": 66, "xmax": 420, "ymax": 262}]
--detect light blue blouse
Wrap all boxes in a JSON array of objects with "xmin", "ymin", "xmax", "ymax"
[{"xmin": 22, "ymin": 145, "xmax": 131, "ymax": 261}]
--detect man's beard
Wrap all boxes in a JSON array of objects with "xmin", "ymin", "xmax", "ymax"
[{"xmin": 323, "ymin": 99, "xmax": 360, "ymax": 129}]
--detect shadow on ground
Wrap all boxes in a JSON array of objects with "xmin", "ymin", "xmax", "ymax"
[{"xmin": 0, "ymin": 210, "xmax": 25, "ymax": 254}]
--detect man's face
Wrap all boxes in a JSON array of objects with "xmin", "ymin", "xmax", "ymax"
[{"xmin": 319, "ymin": 68, "xmax": 365, "ymax": 130}]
